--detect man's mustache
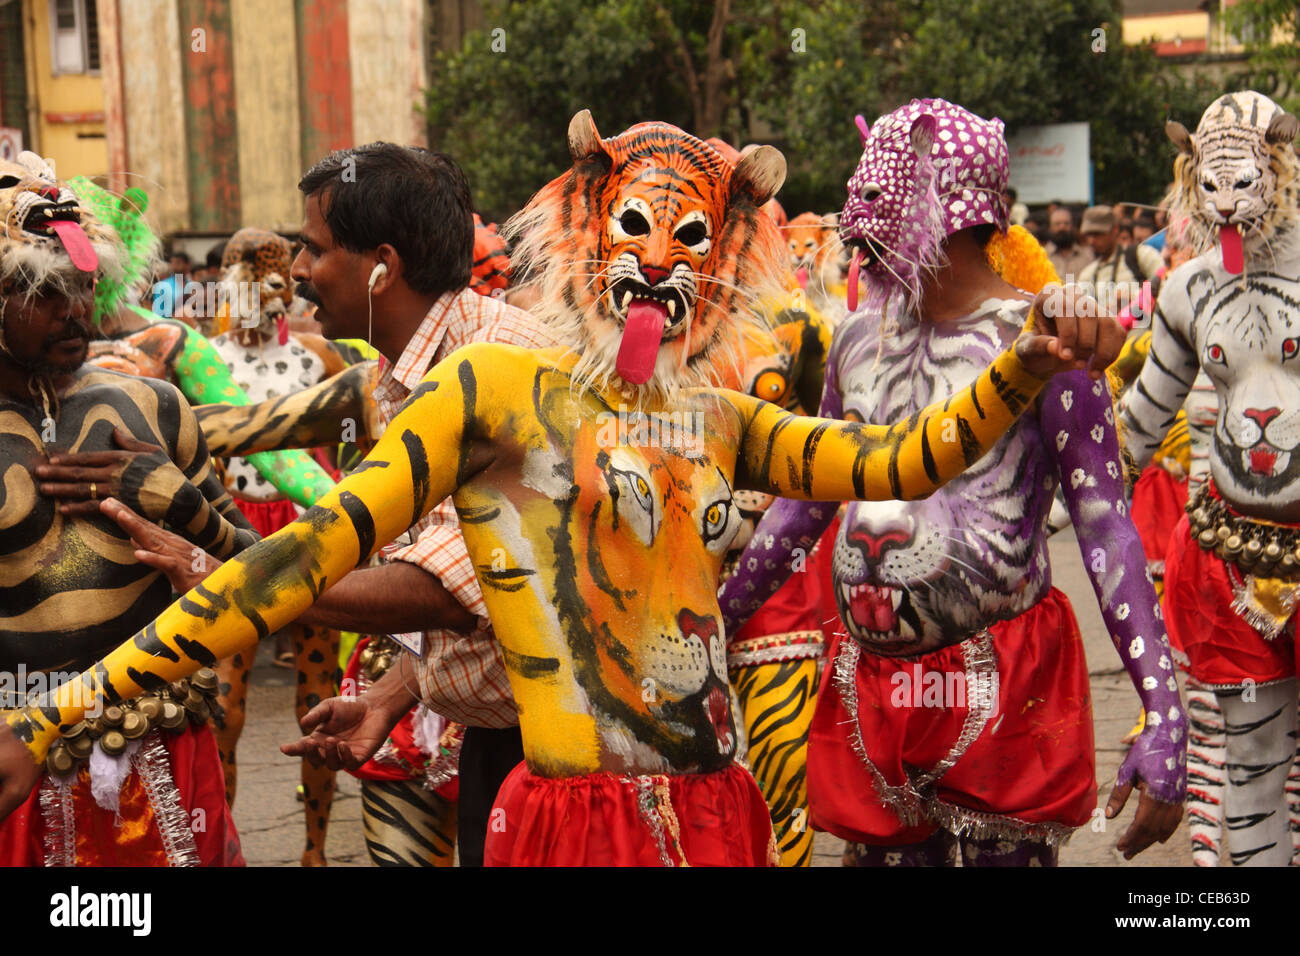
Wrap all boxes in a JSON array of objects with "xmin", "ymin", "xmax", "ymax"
[{"xmin": 295, "ymin": 282, "xmax": 322, "ymax": 306}]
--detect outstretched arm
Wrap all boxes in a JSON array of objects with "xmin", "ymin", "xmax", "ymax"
[
  {"xmin": 1042, "ymin": 370, "xmax": 1185, "ymax": 856},
  {"xmin": 168, "ymin": 321, "xmax": 340, "ymax": 506},
  {"xmin": 0, "ymin": 346, "xmax": 493, "ymax": 782},
  {"xmin": 734, "ymin": 291, "xmax": 1124, "ymax": 501},
  {"xmin": 719, "ymin": 343, "xmax": 845, "ymax": 635},
  {"xmin": 195, "ymin": 361, "xmax": 379, "ymax": 458}
]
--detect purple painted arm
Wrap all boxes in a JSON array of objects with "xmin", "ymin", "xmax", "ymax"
[
  {"xmin": 717, "ymin": 350, "xmax": 845, "ymax": 638},
  {"xmin": 1040, "ymin": 371, "xmax": 1187, "ymax": 804}
]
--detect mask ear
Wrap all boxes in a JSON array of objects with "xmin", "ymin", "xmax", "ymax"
[
  {"xmin": 1166, "ymin": 120, "xmax": 1193, "ymax": 155},
  {"xmin": 732, "ymin": 145, "xmax": 786, "ymax": 207},
  {"xmin": 909, "ymin": 113, "xmax": 937, "ymax": 159},
  {"xmin": 854, "ymin": 114, "xmax": 871, "ymax": 146},
  {"xmin": 1266, "ymin": 111, "xmax": 1299, "ymax": 145},
  {"xmin": 567, "ymin": 110, "xmax": 610, "ymax": 168}
]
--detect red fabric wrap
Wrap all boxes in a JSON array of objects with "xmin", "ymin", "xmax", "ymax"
[
  {"xmin": 731, "ymin": 552, "xmax": 823, "ymax": 643},
  {"xmin": 0, "ymin": 724, "xmax": 243, "ymax": 867},
  {"xmin": 1131, "ymin": 465, "xmax": 1188, "ymax": 568},
  {"xmin": 484, "ymin": 761, "xmax": 777, "ymax": 866},
  {"xmin": 1162, "ymin": 513, "xmax": 1296, "ymax": 687},
  {"xmin": 807, "ymin": 587, "xmax": 1095, "ymax": 845},
  {"xmin": 233, "ymin": 496, "xmax": 299, "ymax": 537}
]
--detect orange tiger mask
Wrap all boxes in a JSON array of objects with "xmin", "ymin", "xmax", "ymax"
[{"xmin": 506, "ymin": 111, "xmax": 787, "ymax": 404}]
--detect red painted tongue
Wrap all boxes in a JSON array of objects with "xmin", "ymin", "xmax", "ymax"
[
  {"xmin": 846, "ymin": 248, "xmax": 861, "ymax": 312},
  {"xmin": 50, "ymin": 219, "xmax": 98, "ymax": 273},
  {"xmin": 849, "ymin": 587, "xmax": 897, "ymax": 632},
  {"xmin": 616, "ymin": 298, "xmax": 668, "ymax": 385},
  {"xmin": 796, "ymin": 267, "xmax": 809, "ymax": 289},
  {"xmin": 1220, "ymin": 222, "xmax": 1243, "ymax": 275}
]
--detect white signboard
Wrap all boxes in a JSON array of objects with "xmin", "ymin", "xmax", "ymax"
[
  {"xmin": 0, "ymin": 128, "xmax": 23, "ymax": 162},
  {"xmin": 1006, "ymin": 122, "xmax": 1091, "ymax": 204}
]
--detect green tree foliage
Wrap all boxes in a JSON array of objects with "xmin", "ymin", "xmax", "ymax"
[
  {"xmin": 1222, "ymin": 0, "xmax": 1300, "ymax": 113},
  {"xmin": 424, "ymin": 0, "xmax": 1221, "ymax": 222}
]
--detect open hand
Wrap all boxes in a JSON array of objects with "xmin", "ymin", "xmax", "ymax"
[
  {"xmin": 1106, "ymin": 776, "xmax": 1184, "ymax": 860},
  {"xmin": 1014, "ymin": 284, "xmax": 1126, "ymax": 382},
  {"xmin": 280, "ymin": 695, "xmax": 393, "ymax": 771},
  {"xmin": 99, "ymin": 497, "xmax": 220, "ymax": 593}
]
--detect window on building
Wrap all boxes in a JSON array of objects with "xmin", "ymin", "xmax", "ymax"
[{"xmin": 50, "ymin": 0, "xmax": 101, "ymax": 76}]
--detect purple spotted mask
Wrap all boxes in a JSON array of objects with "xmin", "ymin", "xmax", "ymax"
[{"xmin": 840, "ymin": 98, "xmax": 1009, "ymax": 318}]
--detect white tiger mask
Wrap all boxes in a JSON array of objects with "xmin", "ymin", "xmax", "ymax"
[{"xmin": 1166, "ymin": 92, "xmax": 1300, "ymax": 268}]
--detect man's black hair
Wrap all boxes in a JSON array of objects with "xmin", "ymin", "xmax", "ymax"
[
  {"xmin": 298, "ymin": 143, "xmax": 473, "ymax": 297},
  {"xmin": 170, "ymin": 250, "xmax": 192, "ymax": 265},
  {"xmin": 206, "ymin": 241, "xmax": 226, "ymax": 270}
]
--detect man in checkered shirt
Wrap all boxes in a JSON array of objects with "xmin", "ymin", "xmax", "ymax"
[{"xmin": 120, "ymin": 144, "xmax": 544, "ymax": 865}]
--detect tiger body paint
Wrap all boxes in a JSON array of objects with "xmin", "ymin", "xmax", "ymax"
[
  {"xmin": 721, "ymin": 100, "xmax": 1185, "ymax": 865},
  {"xmin": 722, "ymin": 298, "xmax": 833, "ymax": 866},
  {"xmin": 0, "ymin": 152, "xmax": 250, "ymax": 865},
  {"xmin": 4, "ymin": 117, "xmax": 1061, "ymax": 865},
  {"xmin": 1120, "ymin": 91, "xmax": 1300, "ymax": 867}
]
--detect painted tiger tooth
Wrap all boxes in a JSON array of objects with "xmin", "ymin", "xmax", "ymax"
[
  {"xmin": 622, "ymin": 290, "xmax": 633, "ymax": 311},
  {"xmin": 890, "ymin": 590, "xmax": 902, "ymax": 611},
  {"xmin": 666, "ymin": 299, "xmax": 677, "ymax": 319}
]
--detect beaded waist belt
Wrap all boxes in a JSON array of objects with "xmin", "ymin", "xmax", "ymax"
[
  {"xmin": 1187, "ymin": 482, "xmax": 1300, "ymax": 579},
  {"xmin": 42, "ymin": 669, "xmax": 223, "ymax": 778}
]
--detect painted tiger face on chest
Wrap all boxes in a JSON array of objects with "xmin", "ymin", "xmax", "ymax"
[
  {"xmin": 1188, "ymin": 269, "xmax": 1300, "ymax": 502},
  {"xmin": 828, "ymin": 303, "xmax": 1051, "ymax": 655},
  {"xmin": 502, "ymin": 368, "xmax": 746, "ymax": 771}
]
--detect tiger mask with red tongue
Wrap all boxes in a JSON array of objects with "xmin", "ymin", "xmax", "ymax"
[
  {"xmin": 0, "ymin": 151, "xmax": 124, "ymax": 307},
  {"xmin": 1166, "ymin": 92, "xmax": 1300, "ymax": 276},
  {"xmin": 506, "ymin": 110, "xmax": 787, "ymax": 407}
]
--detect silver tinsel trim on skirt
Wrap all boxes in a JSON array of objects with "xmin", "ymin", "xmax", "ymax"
[
  {"xmin": 134, "ymin": 731, "xmax": 201, "ymax": 867},
  {"xmin": 834, "ymin": 637, "xmax": 1076, "ymax": 847}
]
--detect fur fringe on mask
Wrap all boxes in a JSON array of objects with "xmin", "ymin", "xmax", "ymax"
[
  {"xmin": 0, "ymin": 236, "xmax": 126, "ymax": 310},
  {"xmin": 505, "ymin": 166, "xmax": 789, "ymax": 410}
]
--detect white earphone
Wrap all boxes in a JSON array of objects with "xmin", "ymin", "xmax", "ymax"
[{"xmin": 365, "ymin": 262, "xmax": 387, "ymax": 345}]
